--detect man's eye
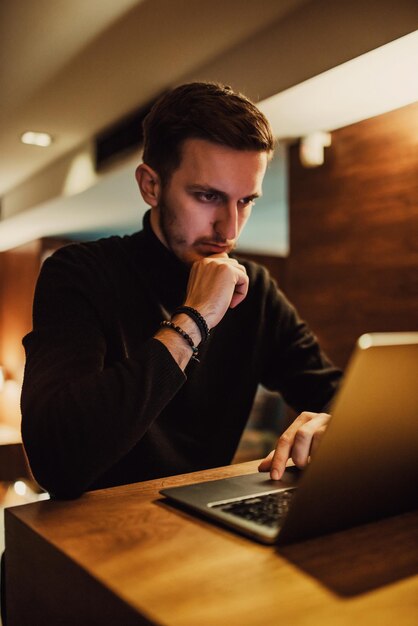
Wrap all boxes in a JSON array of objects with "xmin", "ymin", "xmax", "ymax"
[
  {"xmin": 240, "ymin": 197, "xmax": 256, "ymax": 208},
  {"xmin": 196, "ymin": 192, "xmax": 219, "ymax": 203}
]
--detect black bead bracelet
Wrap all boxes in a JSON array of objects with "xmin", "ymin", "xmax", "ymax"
[
  {"xmin": 173, "ymin": 306, "xmax": 210, "ymax": 343},
  {"xmin": 160, "ymin": 320, "xmax": 200, "ymax": 362}
]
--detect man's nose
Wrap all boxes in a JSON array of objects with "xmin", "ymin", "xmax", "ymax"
[{"xmin": 215, "ymin": 203, "xmax": 238, "ymax": 241}]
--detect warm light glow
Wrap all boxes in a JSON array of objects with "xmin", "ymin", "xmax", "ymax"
[
  {"xmin": 14, "ymin": 481, "xmax": 27, "ymax": 497},
  {"xmin": 359, "ymin": 332, "xmax": 418, "ymax": 349},
  {"xmin": 300, "ymin": 132, "xmax": 332, "ymax": 168},
  {"xmin": 0, "ymin": 379, "xmax": 22, "ymax": 430},
  {"xmin": 21, "ymin": 131, "xmax": 52, "ymax": 147},
  {"xmin": 0, "ymin": 367, "xmax": 4, "ymax": 392},
  {"xmin": 358, "ymin": 334, "xmax": 373, "ymax": 350},
  {"xmin": 63, "ymin": 147, "xmax": 98, "ymax": 196}
]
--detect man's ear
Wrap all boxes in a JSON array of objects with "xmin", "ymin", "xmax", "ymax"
[{"xmin": 135, "ymin": 163, "xmax": 161, "ymax": 207}]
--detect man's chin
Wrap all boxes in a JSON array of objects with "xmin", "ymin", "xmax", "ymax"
[
  {"xmin": 185, "ymin": 251, "xmax": 207, "ymax": 266},
  {"xmin": 172, "ymin": 248, "xmax": 204, "ymax": 267}
]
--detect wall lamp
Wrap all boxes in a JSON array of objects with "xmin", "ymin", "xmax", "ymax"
[{"xmin": 300, "ymin": 131, "xmax": 332, "ymax": 168}]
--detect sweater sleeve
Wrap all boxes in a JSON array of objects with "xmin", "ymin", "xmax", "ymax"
[{"xmin": 21, "ymin": 244, "xmax": 186, "ymax": 498}]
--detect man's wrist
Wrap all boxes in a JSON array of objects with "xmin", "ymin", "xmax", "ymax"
[
  {"xmin": 172, "ymin": 306, "xmax": 210, "ymax": 343},
  {"xmin": 160, "ymin": 321, "xmax": 199, "ymax": 362},
  {"xmin": 155, "ymin": 320, "xmax": 199, "ymax": 371},
  {"xmin": 170, "ymin": 313, "xmax": 202, "ymax": 346}
]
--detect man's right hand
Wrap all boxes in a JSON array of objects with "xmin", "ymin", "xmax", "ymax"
[
  {"xmin": 184, "ymin": 253, "xmax": 249, "ymax": 329},
  {"xmin": 155, "ymin": 254, "xmax": 248, "ymax": 370}
]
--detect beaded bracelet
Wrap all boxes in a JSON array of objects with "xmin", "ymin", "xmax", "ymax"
[
  {"xmin": 160, "ymin": 320, "xmax": 200, "ymax": 362},
  {"xmin": 173, "ymin": 306, "xmax": 210, "ymax": 343}
]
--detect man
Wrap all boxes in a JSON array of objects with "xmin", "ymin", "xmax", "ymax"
[{"xmin": 21, "ymin": 82, "xmax": 341, "ymax": 499}]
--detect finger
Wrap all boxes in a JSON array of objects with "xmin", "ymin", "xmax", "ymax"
[
  {"xmin": 310, "ymin": 424, "xmax": 328, "ymax": 457},
  {"xmin": 230, "ymin": 272, "xmax": 249, "ymax": 308},
  {"xmin": 291, "ymin": 413, "xmax": 331, "ymax": 468},
  {"xmin": 269, "ymin": 412, "xmax": 316, "ymax": 480},
  {"xmin": 269, "ymin": 432, "xmax": 295, "ymax": 480},
  {"xmin": 258, "ymin": 450, "xmax": 275, "ymax": 472}
]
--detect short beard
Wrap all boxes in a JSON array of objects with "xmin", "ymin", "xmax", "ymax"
[
  {"xmin": 157, "ymin": 193, "xmax": 196, "ymax": 266},
  {"xmin": 158, "ymin": 197, "xmax": 185, "ymax": 248},
  {"xmin": 157, "ymin": 189, "xmax": 236, "ymax": 265}
]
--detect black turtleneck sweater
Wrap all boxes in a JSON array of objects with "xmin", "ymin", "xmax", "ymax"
[{"xmin": 21, "ymin": 212, "xmax": 341, "ymax": 498}]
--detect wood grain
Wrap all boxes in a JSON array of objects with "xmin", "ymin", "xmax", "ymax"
[
  {"xmin": 5, "ymin": 460, "xmax": 418, "ymax": 626},
  {"xmin": 287, "ymin": 101, "xmax": 418, "ymax": 369}
]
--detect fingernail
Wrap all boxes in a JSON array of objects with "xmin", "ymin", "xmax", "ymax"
[{"xmin": 271, "ymin": 469, "xmax": 279, "ymax": 481}]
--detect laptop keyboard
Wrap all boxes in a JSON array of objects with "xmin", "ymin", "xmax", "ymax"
[{"xmin": 211, "ymin": 489, "xmax": 296, "ymax": 529}]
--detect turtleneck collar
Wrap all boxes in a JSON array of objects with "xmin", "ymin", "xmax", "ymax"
[{"xmin": 132, "ymin": 210, "xmax": 190, "ymax": 312}]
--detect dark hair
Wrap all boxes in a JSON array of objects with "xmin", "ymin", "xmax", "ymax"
[{"xmin": 142, "ymin": 82, "xmax": 274, "ymax": 183}]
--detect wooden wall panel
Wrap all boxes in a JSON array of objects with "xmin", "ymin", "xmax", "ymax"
[{"xmin": 286, "ymin": 102, "xmax": 418, "ymax": 368}]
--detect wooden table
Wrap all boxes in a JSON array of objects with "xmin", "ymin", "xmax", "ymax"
[{"xmin": 4, "ymin": 460, "xmax": 418, "ymax": 626}]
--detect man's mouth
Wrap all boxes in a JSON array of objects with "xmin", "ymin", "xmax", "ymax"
[{"xmin": 198, "ymin": 241, "xmax": 234, "ymax": 254}]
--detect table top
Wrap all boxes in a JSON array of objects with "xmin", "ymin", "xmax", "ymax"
[{"xmin": 5, "ymin": 460, "xmax": 418, "ymax": 626}]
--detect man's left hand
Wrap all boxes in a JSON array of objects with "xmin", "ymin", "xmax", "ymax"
[{"xmin": 258, "ymin": 411, "xmax": 331, "ymax": 480}]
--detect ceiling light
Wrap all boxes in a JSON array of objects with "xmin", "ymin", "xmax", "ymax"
[{"xmin": 21, "ymin": 131, "xmax": 52, "ymax": 147}]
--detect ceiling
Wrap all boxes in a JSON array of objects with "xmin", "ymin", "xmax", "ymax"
[
  {"xmin": 1, "ymin": 0, "xmax": 417, "ymax": 251},
  {"xmin": 0, "ymin": 0, "xmax": 309, "ymax": 197}
]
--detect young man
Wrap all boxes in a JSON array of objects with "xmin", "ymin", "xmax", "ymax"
[{"xmin": 21, "ymin": 82, "xmax": 341, "ymax": 498}]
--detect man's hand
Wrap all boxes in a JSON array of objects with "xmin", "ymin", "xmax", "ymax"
[
  {"xmin": 184, "ymin": 253, "xmax": 249, "ymax": 329},
  {"xmin": 258, "ymin": 411, "xmax": 331, "ymax": 480},
  {"xmin": 155, "ymin": 253, "xmax": 248, "ymax": 370}
]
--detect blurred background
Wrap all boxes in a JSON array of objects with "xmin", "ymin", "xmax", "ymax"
[{"xmin": 0, "ymin": 0, "xmax": 417, "ymax": 488}]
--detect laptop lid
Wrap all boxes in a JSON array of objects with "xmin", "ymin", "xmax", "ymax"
[{"xmin": 161, "ymin": 333, "xmax": 418, "ymax": 544}]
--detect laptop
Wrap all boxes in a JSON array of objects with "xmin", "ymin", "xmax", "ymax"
[{"xmin": 160, "ymin": 333, "xmax": 418, "ymax": 544}]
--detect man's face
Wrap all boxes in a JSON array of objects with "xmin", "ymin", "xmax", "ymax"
[{"xmin": 150, "ymin": 138, "xmax": 268, "ymax": 265}]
